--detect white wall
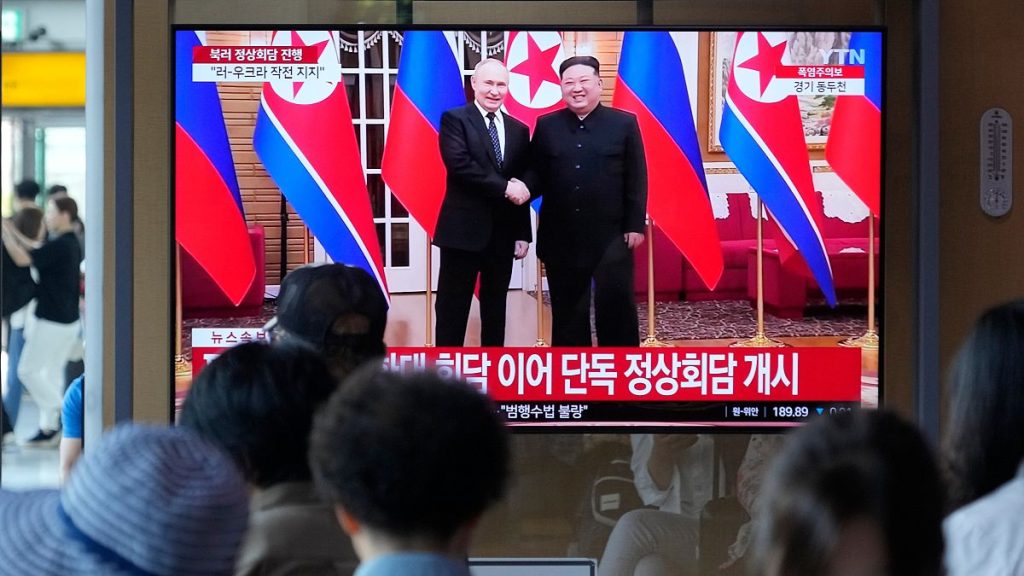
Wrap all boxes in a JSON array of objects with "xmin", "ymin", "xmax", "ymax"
[{"xmin": 4, "ymin": 0, "xmax": 86, "ymax": 51}]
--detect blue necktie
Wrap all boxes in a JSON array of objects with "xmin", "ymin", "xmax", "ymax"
[{"xmin": 486, "ymin": 112, "xmax": 503, "ymax": 168}]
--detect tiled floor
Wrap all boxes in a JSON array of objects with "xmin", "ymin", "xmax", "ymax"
[{"xmin": 1, "ymin": 352, "xmax": 61, "ymax": 490}]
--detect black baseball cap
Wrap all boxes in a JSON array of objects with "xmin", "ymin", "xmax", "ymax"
[{"xmin": 266, "ymin": 264, "xmax": 388, "ymax": 351}]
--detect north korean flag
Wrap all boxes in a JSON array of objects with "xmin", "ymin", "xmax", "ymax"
[
  {"xmin": 826, "ymin": 32, "xmax": 882, "ymax": 217},
  {"xmin": 719, "ymin": 32, "xmax": 837, "ymax": 306},
  {"xmin": 253, "ymin": 31, "xmax": 388, "ymax": 296},
  {"xmin": 503, "ymin": 31, "xmax": 566, "ymax": 135}
]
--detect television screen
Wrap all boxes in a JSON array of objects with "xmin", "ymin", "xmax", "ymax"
[{"xmin": 173, "ymin": 27, "xmax": 882, "ymax": 428}]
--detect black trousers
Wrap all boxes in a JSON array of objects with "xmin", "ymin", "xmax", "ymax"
[
  {"xmin": 435, "ymin": 240, "xmax": 516, "ymax": 347},
  {"xmin": 545, "ymin": 238, "xmax": 639, "ymax": 347}
]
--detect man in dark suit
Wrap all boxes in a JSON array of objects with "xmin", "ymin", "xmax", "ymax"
[
  {"xmin": 434, "ymin": 59, "xmax": 532, "ymax": 346},
  {"xmin": 526, "ymin": 56, "xmax": 648, "ymax": 347}
]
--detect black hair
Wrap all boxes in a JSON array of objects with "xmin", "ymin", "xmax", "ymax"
[
  {"xmin": 310, "ymin": 365, "xmax": 510, "ymax": 544},
  {"xmin": 179, "ymin": 341, "xmax": 337, "ymax": 487},
  {"xmin": 272, "ymin": 328, "xmax": 385, "ymax": 384},
  {"xmin": 51, "ymin": 195, "xmax": 79, "ymax": 223},
  {"xmin": 559, "ymin": 55, "xmax": 600, "ymax": 78},
  {"xmin": 14, "ymin": 180, "xmax": 40, "ymax": 201},
  {"xmin": 13, "ymin": 206, "xmax": 44, "ymax": 239},
  {"xmin": 47, "ymin": 184, "xmax": 68, "ymax": 197},
  {"xmin": 750, "ymin": 410, "xmax": 944, "ymax": 576},
  {"xmin": 944, "ymin": 299, "xmax": 1024, "ymax": 510}
]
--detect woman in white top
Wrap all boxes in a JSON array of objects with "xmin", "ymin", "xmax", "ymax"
[{"xmin": 943, "ymin": 300, "xmax": 1024, "ymax": 575}]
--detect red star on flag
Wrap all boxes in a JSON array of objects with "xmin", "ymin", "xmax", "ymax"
[
  {"xmin": 510, "ymin": 34, "xmax": 562, "ymax": 102},
  {"xmin": 738, "ymin": 33, "xmax": 788, "ymax": 97},
  {"xmin": 290, "ymin": 31, "xmax": 330, "ymax": 98}
]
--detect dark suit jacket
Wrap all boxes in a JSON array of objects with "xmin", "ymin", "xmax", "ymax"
[
  {"xmin": 433, "ymin": 103, "xmax": 532, "ymax": 252},
  {"xmin": 526, "ymin": 104, "xmax": 648, "ymax": 267}
]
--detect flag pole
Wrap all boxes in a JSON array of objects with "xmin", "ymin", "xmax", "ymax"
[
  {"xmin": 840, "ymin": 214, "xmax": 879, "ymax": 349},
  {"xmin": 641, "ymin": 219, "xmax": 668, "ymax": 347},
  {"xmin": 425, "ymin": 240, "xmax": 434, "ymax": 347},
  {"xmin": 173, "ymin": 244, "xmax": 191, "ymax": 377},
  {"xmin": 733, "ymin": 197, "xmax": 786, "ymax": 348},
  {"xmin": 303, "ymin": 226, "xmax": 311, "ymax": 264},
  {"xmin": 534, "ymin": 253, "xmax": 549, "ymax": 347},
  {"xmin": 533, "ymin": 210, "xmax": 549, "ymax": 347}
]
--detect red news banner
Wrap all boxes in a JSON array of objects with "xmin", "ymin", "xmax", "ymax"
[{"xmin": 384, "ymin": 347, "xmax": 862, "ymax": 426}]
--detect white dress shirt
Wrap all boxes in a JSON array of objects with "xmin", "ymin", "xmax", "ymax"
[{"xmin": 473, "ymin": 100, "xmax": 505, "ymax": 158}]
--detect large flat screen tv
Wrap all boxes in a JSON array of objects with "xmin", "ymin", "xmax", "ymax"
[{"xmin": 172, "ymin": 26, "xmax": 883, "ymax": 428}]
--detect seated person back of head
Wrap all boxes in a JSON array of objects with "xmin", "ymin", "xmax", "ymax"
[
  {"xmin": 943, "ymin": 299, "xmax": 1024, "ymax": 575},
  {"xmin": 310, "ymin": 366, "xmax": 511, "ymax": 576},
  {"xmin": 267, "ymin": 263, "xmax": 389, "ymax": 383},
  {"xmin": 180, "ymin": 341, "xmax": 359, "ymax": 576},
  {"xmin": 749, "ymin": 409, "xmax": 944, "ymax": 576}
]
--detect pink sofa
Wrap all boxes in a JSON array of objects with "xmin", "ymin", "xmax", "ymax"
[{"xmin": 181, "ymin": 225, "xmax": 266, "ymax": 319}]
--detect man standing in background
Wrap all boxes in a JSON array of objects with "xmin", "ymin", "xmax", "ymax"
[{"xmin": 434, "ymin": 58, "xmax": 532, "ymax": 346}]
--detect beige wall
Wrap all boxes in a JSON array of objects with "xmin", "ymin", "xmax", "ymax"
[
  {"xmin": 122, "ymin": 0, "xmax": 915, "ymax": 423},
  {"xmin": 939, "ymin": 0, "xmax": 1024, "ymax": 400}
]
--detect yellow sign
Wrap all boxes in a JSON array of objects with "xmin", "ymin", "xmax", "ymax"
[{"xmin": 2, "ymin": 52, "xmax": 86, "ymax": 107}]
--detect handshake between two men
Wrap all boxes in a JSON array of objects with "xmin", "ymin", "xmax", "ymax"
[
  {"xmin": 434, "ymin": 55, "xmax": 648, "ymax": 348},
  {"xmin": 504, "ymin": 178, "xmax": 530, "ymax": 206}
]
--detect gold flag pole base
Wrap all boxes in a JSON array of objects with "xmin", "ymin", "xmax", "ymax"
[
  {"xmin": 641, "ymin": 335, "xmax": 671, "ymax": 348},
  {"xmin": 173, "ymin": 354, "xmax": 191, "ymax": 376},
  {"xmin": 838, "ymin": 329, "xmax": 879, "ymax": 349},
  {"xmin": 731, "ymin": 332, "xmax": 788, "ymax": 348}
]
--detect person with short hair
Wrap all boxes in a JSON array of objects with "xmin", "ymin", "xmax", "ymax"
[
  {"xmin": 943, "ymin": 300, "xmax": 1024, "ymax": 575},
  {"xmin": 13, "ymin": 179, "xmax": 41, "ymax": 209},
  {"xmin": 180, "ymin": 342, "xmax": 359, "ymax": 576},
  {"xmin": 1, "ymin": 204, "xmax": 45, "ymax": 437},
  {"xmin": 749, "ymin": 410, "xmax": 945, "ymax": 576},
  {"xmin": 0, "ymin": 423, "xmax": 249, "ymax": 575},
  {"xmin": 265, "ymin": 263, "xmax": 388, "ymax": 382},
  {"xmin": 434, "ymin": 58, "xmax": 532, "ymax": 346},
  {"xmin": 524, "ymin": 55, "xmax": 648, "ymax": 346},
  {"xmin": 310, "ymin": 366, "xmax": 510, "ymax": 576},
  {"xmin": 1, "ymin": 196, "xmax": 83, "ymax": 446}
]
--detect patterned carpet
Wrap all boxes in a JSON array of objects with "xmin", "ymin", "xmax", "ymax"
[
  {"xmin": 637, "ymin": 298, "xmax": 869, "ymax": 341},
  {"xmin": 181, "ymin": 296, "xmax": 868, "ymax": 361}
]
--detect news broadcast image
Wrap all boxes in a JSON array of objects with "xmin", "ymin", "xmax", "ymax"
[{"xmin": 173, "ymin": 29, "xmax": 882, "ymax": 428}]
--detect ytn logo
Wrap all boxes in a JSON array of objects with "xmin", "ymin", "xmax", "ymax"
[{"xmin": 819, "ymin": 48, "xmax": 867, "ymax": 65}]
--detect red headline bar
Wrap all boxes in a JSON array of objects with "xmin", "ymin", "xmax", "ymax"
[
  {"xmin": 775, "ymin": 65, "xmax": 865, "ymax": 79},
  {"xmin": 384, "ymin": 347, "xmax": 861, "ymax": 403},
  {"xmin": 192, "ymin": 46, "xmax": 321, "ymax": 64}
]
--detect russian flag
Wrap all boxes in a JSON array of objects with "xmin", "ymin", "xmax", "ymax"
[
  {"xmin": 253, "ymin": 31, "xmax": 388, "ymax": 296},
  {"xmin": 613, "ymin": 31, "xmax": 724, "ymax": 290},
  {"xmin": 826, "ymin": 32, "xmax": 882, "ymax": 217},
  {"xmin": 174, "ymin": 30, "xmax": 256, "ymax": 306},
  {"xmin": 381, "ymin": 31, "xmax": 465, "ymax": 238},
  {"xmin": 719, "ymin": 32, "xmax": 837, "ymax": 306}
]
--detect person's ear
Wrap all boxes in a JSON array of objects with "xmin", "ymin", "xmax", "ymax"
[{"xmin": 335, "ymin": 505, "xmax": 362, "ymax": 536}]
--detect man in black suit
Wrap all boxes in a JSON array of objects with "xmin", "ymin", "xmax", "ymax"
[
  {"xmin": 434, "ymin": 59, "xmax": 532, "ymax": 346},
  {"xmin": 526, "ymin": 56, "xmax": 647, "ymax": 347}
]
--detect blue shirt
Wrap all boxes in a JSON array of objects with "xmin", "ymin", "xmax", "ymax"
[
  {"xmin": 62, "ymin": 375, "xmax": 84, "ymax": 439},
  {"xmin": 354, "ymin": 552, "xmax": 471, "ymax": 576}
]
